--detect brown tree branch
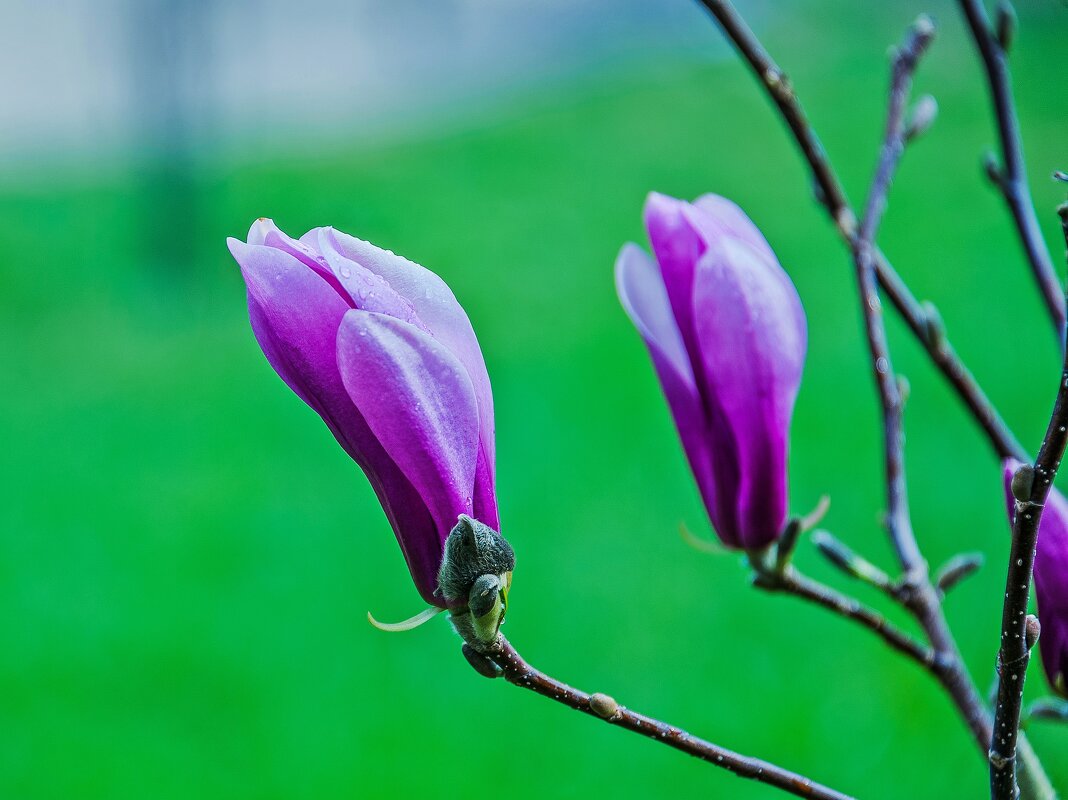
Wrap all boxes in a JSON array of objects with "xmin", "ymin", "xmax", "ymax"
[
  {"xmin": 481, "ymin": 635, "xmax": 856, "ymax": 800},
  {"xmin": 694, "ymin": 0, "xmax": 1002, "ymax": 753},
  {"xmin": 854, "ymin": 20, "xmax": 932, "ymax": 572},
  {"xmin": 957, "ymin": 0, "xmax": 1065, "ymax": 341},
  {"xmin": 750, "ymin": 561, "xmax": 937, "ymax": 668},
  {"xmin": 989, "ymin": 206, "xmax": 1068, "ymax": 799},
  {"xmin": 695, "ymin": 0, "xmax": 1025, "ymax": 462},
  {"xmin": 844, "ymin": 17, "xmax": 996, "ymax": 760},
  {"xmin": 690, "ymin": 2, "xmax": 1058, "ymax": 794}
]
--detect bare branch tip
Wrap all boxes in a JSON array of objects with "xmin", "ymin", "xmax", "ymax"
[{"xmin": 913, "ymin": 13, "xmax": 936, "ymax": 39}]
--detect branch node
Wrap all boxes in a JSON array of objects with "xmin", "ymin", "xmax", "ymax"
[
  {"xmin": 763, "ymin": 68, "xmax": 794, "ymax": 102},
  {"xmin": 834, "ymin": 208, "xmax": 857, "ymax": 238},
  {"xmin": 989, "ymin": 749, "xmax": 1011, "ymax": 770}
]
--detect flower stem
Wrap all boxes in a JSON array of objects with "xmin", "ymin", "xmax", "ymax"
[{"xmin": 481, "ymin": 635, "xmax": 856, "ymax": 800}]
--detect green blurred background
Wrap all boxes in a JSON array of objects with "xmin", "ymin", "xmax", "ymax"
[{"xmin": 1, "ymin": 1, "xmax": 1067, "ymax": 797}]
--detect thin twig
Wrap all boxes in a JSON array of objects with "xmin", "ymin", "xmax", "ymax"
[
  {"xmin": 751, "ymin": 563, "xmax": 936, "ymax": 667},
  {"xmin": 845, "ymin": 18, "xmax": 996, "ymax": 759},
  {"xmin": 957, "ymin": 0, "xmax": 1064, "ymax": 340},
  {"xmin": 697, "ymin": 0, "xmax": 998, "ymax": 752},
  {"xmin": 854, "ymin": 19, "xmax": 932, "ymax": 572},
  {"xmin": 484, "ymin": 636, "xmax": 856, "ymax": 800},
  {"xmin": 695, "ymin": 0, "xmax": 1025, "ymax": 462},
  {"xmin": 989, "ymin": 207, "xmax": 1068, "ymax": 799}
]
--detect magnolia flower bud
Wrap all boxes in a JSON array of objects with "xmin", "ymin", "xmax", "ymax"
[
  {"xmin": 228, "ymin": 220, "xmax": 499, "ymax": 607},
  {"xmin": 616, "ymin": 193, "xmax": 807, "ymax": 550},
  {"xmin": 439, "ymin": 515, "xmax": 515, "ymax": 647}
]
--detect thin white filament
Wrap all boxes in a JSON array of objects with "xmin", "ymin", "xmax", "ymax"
[
  {"xmin": 366, "ymin": 606, "xmax": 444, "ymax": 633},
  {"xmin": 798, "ymin": 495, "xmax": 832, "ymax": 532},
  {"xmin": 678, "ymin": 521, "xmax": 727, "ymax": 555}
]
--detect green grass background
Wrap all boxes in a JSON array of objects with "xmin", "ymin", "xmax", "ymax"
[{"xmin": 1, "ymin": 1, "xmax": 1067, "ymax": 797}]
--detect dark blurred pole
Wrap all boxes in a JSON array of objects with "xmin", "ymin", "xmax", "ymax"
[{"xmin": 126, "ymin": 0, "xmax": 211, "ymax": 276}]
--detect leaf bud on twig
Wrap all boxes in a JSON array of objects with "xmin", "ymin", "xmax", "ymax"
[
  {"xmin": 934, "ymin": 552, "xmax": 985, "ymax": 597},
  {"xmin": 1025, "ymin": 615, "xmax": 1042, "ymax": 651},
  {"xmin": 1011, "ymin": 463, "xmax": 1035, "ymax": 502},
  {"xmin": 897, "ymin": 374, "xmax": 911, "ymax": 406},
  {"xmin": 921, "ymin": 301, "xmax": 945, "ymax": 348},
  {"xmin": 811, "ymin": 530, "xmax": 892, "ymax": 590},
  {"xmin": 905, "ymin": 95, "xmax": 938, "ymax": 142},
  {"xmin": 1027, "ymin": 697, "xmax": 1068, "ymax": 723},
  {"xmin": 589, "ymin": 693, "xmax": 620, "ymax": 719},
  {"xmin": 983, "ymin": 151, "xmax": 1004, "ymax": 187},
  {"xmin": 995, "ymin": 2, "xmax": 1017, "ymax": 53}
]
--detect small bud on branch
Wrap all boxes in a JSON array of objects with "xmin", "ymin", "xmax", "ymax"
[
  {"xmin": 995, "ymin": 2, "xmax": 1017, "ymax": 52},
  {"xmin": 810, "ymin": 530, "xmax": 893, "ymax": 591},
  {"xmin": 1026, "ymin": 697, "xmax": 1068, "ymax": 724},
  {"xmin": 1011, "ymin": 464, "xmax": 1035, "ymax": 502},
  {"xmin": 905, "ymin": 95, "xmax": 938, "ymax": 142},
  {"xmin": 934, "ymin": 552, "xmax": 985, "ymax": 597},
  {"xmin": 1026, "ymin": 615, "xmax": 1042, "ymax": 651},
  {"xmin": 983, "ymin": 151, "xmax": 1005, "ymax": 188}
]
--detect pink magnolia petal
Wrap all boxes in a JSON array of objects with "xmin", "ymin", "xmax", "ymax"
[
  {"xmin": 228, "ymin": 238, "xmax": 354, "ymax": 439},
  {"xmin": 325, "ymin": 228, "xmax": 496, "ymax": 480},
  {"xmin": 337, "ymin": 310, "xmax": 480, "ymax": 543},
  {"xmin": 691, "ymin": 237, "xmax": 806, "ymax": 549},
  {"xmin": 643, "ymin": 192, "xmax": 705, "ymax": 355},
  {"xmin": 616, "ymin": 242, "xmax": 741, "ymax": 543},
  {"xmin": 689, "ymin": 194, "xmax": 776, "ymax": 265}
]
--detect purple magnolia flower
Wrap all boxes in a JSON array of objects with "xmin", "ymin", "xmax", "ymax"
[
  {"xmin": 228, "ymin": 219, "xmax": 497, "ymax": 608},
  {"xmin": 1003, "ymin": 460, "xmax": 1068, "ymax": 697},
  {"xmin": 615, "ymin": 192, "xmax": 807, "ymax": 551}
]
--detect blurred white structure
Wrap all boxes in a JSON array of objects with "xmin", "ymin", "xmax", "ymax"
[{"xmin": 0, "ymin": 0, "xmax": 728, "ymax": 171}]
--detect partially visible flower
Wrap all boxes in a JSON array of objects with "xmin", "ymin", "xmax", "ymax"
[
  {"xmin": 616, "ymin": 192, "xmax": 807, "ymax": 551},
  {"xmin": 1002, "ymin": 460, "xmax": 1068, "ymax": 697},
  {"xmin": 228, "ymin": 220, "xmax": 498, "ymax": 608}
]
